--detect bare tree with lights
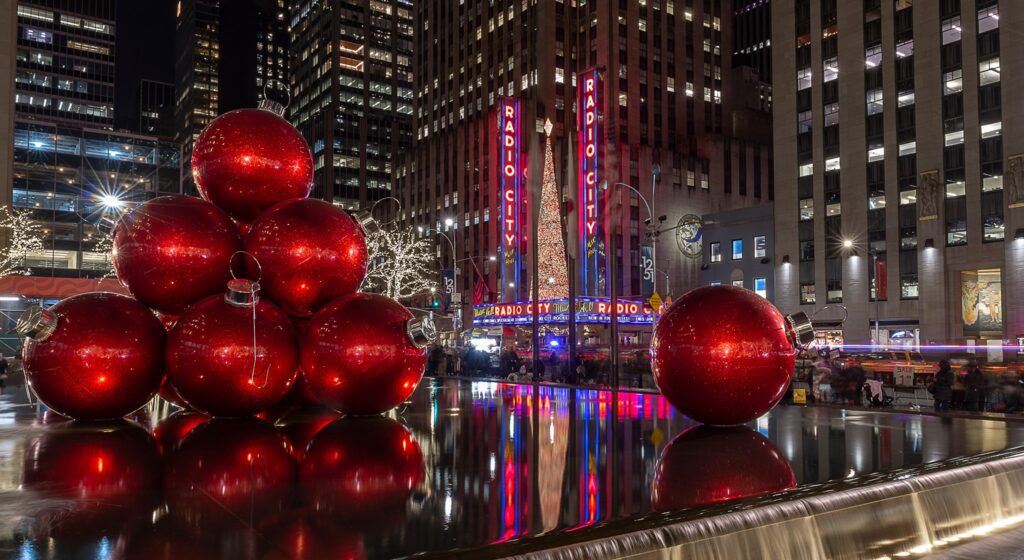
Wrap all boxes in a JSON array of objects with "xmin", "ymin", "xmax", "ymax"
[
  {"xmin": 362, "ymin": 226, "xmax": 438, "ymax": 302},
  {"xmin": 0, "ymin": 206, "xmax": 45, "ymax": 277}
]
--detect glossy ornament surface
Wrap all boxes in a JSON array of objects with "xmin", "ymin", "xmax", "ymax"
[
  {"xmin": 166, "ymin": 291, "xmax": 299, "ymax": 417},
  {"xmin": 191, "ymin": 108, "xmax": 313, "ymax": 222},
  {"xmin": 244, "ymin": 198, "xmax": 368, "ymax": 317},
  {"xmin": 153, "ymin": 410, "xmax": 209, "ymax": 455},
  {"xmin": 300, "ymin": 417, "xmax": 424, "ymax": 522},
  {"xmin": 651, "ymin": 426, "xmax": 796, "ymax": 512},
  {"xmin": 22, "ymin": 420, "xmax": 162, "ymax": 537},
  {"xmin": 300, "ymin": 293, "xmax": 431, "ymax": 415},
  {"xmin": 19, "ymin": 293, "xmax": 165, "ymax": 420},
  {"xmin": 652, "ymin": 285, "xmax": 796, "ymax": 426},
  {"xmin": 164, "ymin": 418, "xmax": 296, "ymax": 531},
  {"xmin": 113, "ymin": 195, "xmax": 243, "ymax": 314},
  {"xmin": 275, "ymin": 406, "xmax": 341, "ymax": 462}
]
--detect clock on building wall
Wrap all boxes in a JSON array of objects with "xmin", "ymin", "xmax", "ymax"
[{"xmin": 676, "ymin": 214, "xmax": 703, "ymax": 258}]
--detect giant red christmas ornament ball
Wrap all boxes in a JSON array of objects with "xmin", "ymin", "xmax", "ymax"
[
  {"xmin": 300, "ymin": 417, "xmax": 424, "ymax": 522},
  {"xmin": 22, "ymin": 420, "xmax": 162, "ymax": 537},
  {"xmin": 300, "ymin": 293, "xmax": 435, "ymax": 415},
  {"xmin": 651, "ymin": 426, "xmax": 796, "ymax": 512},
  {"xmin": 166, "ymin": 280, "xmax": 299, "ymax": 417},
  {"xmin": 191, "ymin": 107, "xmax": 313, "ymax": 222},
  {"xmin": 18, "ymin": 293, "xmax": 165, "ymax": 420},
  {"xmin": 164, "ymin": 418, "xmax": 296, "ymax": 531},
  {"xmin": 244, "ymin": 198, "xmax": 371, "ymax": 317},
  {"xmin": 652, "ymin": 285, "xmax": 809, "ymax": 426},
  {"xmin": 113, "ymin": 195, "xmax": 243, "ymax": 314}
]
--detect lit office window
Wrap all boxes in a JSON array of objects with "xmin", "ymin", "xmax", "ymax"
[
  {"xmin": 754, "ymin": 278, "xmax": 767, "ymax": 298},
  {"xmin": 710, "ymin": 242, "xmax": 721, "ymax": 263},
  {"xmin": 732, "ymin": 239, "xmax": 743, "ymax": 260},
  {"xmin": 754, "ymin": 236, "xmax": 766, "ymax": 258}
]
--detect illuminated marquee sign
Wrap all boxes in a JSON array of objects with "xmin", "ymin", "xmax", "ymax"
[
  {"xmin": 577, "ymin": 69, "xmax": 602, "ymax": 295},
  {"xmin": 473, "ymin": 298, "xmax": 654, "ymax": 326},
  {"xmin": 499, "ymin": 98, "xmax": 522, "ymax": 298}
]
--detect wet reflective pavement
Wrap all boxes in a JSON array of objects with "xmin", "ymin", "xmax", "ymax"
[{"xmin": 1, "ymin": 377, "xmax": 1024, "ymax": 559}]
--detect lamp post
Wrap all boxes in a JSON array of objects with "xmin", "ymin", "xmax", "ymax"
[
  {"xmin": 869, "ymin": 247, "xmax": 881, "ymax": 347},
  {"xmin": 419, "ymin": 222, "xmax": 460, "ymax": 331}
]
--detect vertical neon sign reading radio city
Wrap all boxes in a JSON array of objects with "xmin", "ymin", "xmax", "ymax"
[
  {"xmin": 578, "ymin": 68, "xmax": 602, "ymax": 295},
  {"xmin": 499, "ymin": 98, "xmax": 521, "ymax": 300}
]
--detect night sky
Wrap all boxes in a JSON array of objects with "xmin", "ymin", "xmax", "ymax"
[{"xmin": 113, "ymin": 0, "xmax": 178, "ymax": 132}]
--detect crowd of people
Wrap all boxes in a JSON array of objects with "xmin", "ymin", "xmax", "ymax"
[{"xmin": 804, "ymin": 351, "xmax": 1021, "ymax": 413}]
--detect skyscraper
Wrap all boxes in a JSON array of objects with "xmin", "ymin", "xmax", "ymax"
[
  {"xmin": 732, "ymin": 0, "xmax": 771, "ymax": 83},
  {"xmin": 403, "ymin": 0, "xmax": 771, "ymax": 327},
  {"xmin": 2, "ymin": 0, "xmax": 181, "ymax": 304},
  {"xmin": 772, "ymin": 0, "xmax": 1022, "ymax": 347},
  {"xmin": 13, "ymin": 0, "xmax": 115, "ymax": 128},
  {"xmin": 175, "ymin": 0, "xmax": 290, "ymax": 186},
  {"xmin": 288, "ymin": 0, "xmax": 414, "ymax": 210},
  {"xmin": 139, "ymin": 79, "xmax": 175, "ymax": 137}
]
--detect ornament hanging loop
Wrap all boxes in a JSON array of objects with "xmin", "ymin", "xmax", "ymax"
[
  {"xmin": 258, "ymin": 79, "xmax": 290, "ymax": 117},
  {"xmin": 229, "ymin": 250, "xmax": 262, "ymax": 284}
]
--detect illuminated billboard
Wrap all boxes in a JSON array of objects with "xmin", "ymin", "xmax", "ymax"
[
  {"xmin": 472, "ymin": 298, "xmax": 654, "ymax": 326},
  {"xmin": 499, "ymin": 97, "xmax": 522, "ymax": 299},
  {"xmin": 577, "ymin": 68, "xmax": 603, "ymax": 295}
]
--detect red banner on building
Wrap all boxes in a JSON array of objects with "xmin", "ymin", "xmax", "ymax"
[{"xmin": 875, "ymin": 258, "xmax": 887, "ymax": 300}]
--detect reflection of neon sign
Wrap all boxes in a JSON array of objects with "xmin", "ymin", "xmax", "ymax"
[
  {"xmin": 499, "ymin": 98, "xmax": 521, "ymax": 297},
  {"xmin": 577, "ymin": 69, "xmax": 602, "ymax": 295}
]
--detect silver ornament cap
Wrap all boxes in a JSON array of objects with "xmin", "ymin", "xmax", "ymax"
[
  {"xmin": 352, "ymin": 209, "xmax": 380, "ymax": 236},
  {"xmin": 257, "ymin": 98, "xmax": 287, "ymax": 117},
  {"xmin": 785, "ymin": 311, "xmax": 815, "ymax": 349},
  {"xmin": 17, "ymin": 305, "xmax": 58, "ymax": 342},
  {"xmin": 406, "ymin": 316, "xmax": 437, "ymax": 349},
  {"xmin": 225, "ymin": 278, "xmax": 260, "ymax": 308}
]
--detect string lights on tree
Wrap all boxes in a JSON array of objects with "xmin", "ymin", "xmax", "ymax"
[
  {"xmin": 537, "ymin": 121, "xmax": 569, "ymax": 300},
  {"xmin": 362, "ymin": 226, "xmax": 437, "ymax": 302},
  {"xmin": 0, "ymin": 206, "xmax": 45, "ymax": 277}
]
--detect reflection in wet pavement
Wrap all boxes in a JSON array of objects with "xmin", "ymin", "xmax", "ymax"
[{"xmin": 1, "ymin": 378, "xmax": 1023, "ymax": 559}]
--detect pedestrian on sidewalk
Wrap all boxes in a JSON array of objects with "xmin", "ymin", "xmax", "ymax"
[
  {"xmin": 931, "ymin": 359, "xmax": 955, "ymax": 413},
  {"xmin": 0, "ymin": 356, "xmax": 8, "ymax": 395},
  {"xmin": 964, "ymin": 361, "xmax": 987, "ymax": 412}
]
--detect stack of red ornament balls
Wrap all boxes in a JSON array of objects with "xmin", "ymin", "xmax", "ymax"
[{"xmin": 17, "ymin": 104, "xmax": 436, "ymax": 421}]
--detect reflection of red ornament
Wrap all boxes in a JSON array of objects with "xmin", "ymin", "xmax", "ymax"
[
  {"xmin": 266, "ymin": 515, "xmax": 366, "ymax": 560},
  {"xmin": 191, "ymin": 107, "xmax": 313, "ymax": 222},
  {"xmin": 651, "ymin": 426, "xmax": 796, "ymax": 512},
  {"xmin": 165, "ymin": 418, "xmax": 296, "ymax": 531},
  {"xmin": 652, "ymin": 286, "xmax": 799, "ymax": 426},
  {"xmin": 275, "ymin": 406, "xmax": 341, "ymax": 461},
  {"xmin": 117, "ymin": 517, "xmax": 219, "ymax": 560},
  {"xmin": 22, "ymin": 421, "xmax": 162, "ymax": 537},
  {"xmin": 18, "ymin": 293, "xmax": 165, "ymax": 420},
  {"xmin": 300, "ymin": 294, "xmax": 433, "ymax": 415},
  {"xmin": 244, "ymin": 199, "xmax": 370, "ymax": 317},
  {"xmin": 153, "ymin": 411, "xmax": 209, "ymax": 455},
  {"xmin": 300, "ymin": 417, "xmax": 424, "ymax": 524},
  {"xmin": 166, "ymin": 281, "xmax": 298, "ymax": 417},
  {"xmin": 113, "ymin": 195, "xmax": 243, "ymax": 314}
]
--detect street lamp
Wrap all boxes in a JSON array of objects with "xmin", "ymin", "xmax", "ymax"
[{"xmin": 869, "ymin": 247, "xmax": 881, "ymax": 347}]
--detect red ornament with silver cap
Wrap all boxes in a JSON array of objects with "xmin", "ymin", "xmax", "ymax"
[
  {"xmin": 190, "ymin": 95, "xmax": 313, "ymax": 223},
  {"xmin": 112, "ymin": 194, "xmax": 243, "ymax": 315},
  {"xmin": 17, "ymin": 293, "xmax": 166, "ymax": 420},
  {"xmin": 300, "ymin": 293, "xmax": 435, "ymax": 415},
  {"xmin": 165, "ymin": 265, "xmax": 299, "ymax": 417},
  {"xmin": 244, "ymin": 199, "xmax": 376, "ymax": 317},
  {"xmin": 651, "ymin": 285, "xmax": 815, "ymax": 426}
]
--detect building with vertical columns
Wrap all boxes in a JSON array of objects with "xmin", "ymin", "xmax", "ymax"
[
  {"xmin": 288, "ymin": 0, "xmax": 414, "ymax": 211},
  {"xmin": 403, "ymin": 0, "xmax": 772, "ymax": 331},
  {"xmin": 175, "ymin": 0, "xmax": 290, "ymax": 190},
  {"xmin": 773, "ymin": 0, "xmax": 1024, "ymax": 351}
]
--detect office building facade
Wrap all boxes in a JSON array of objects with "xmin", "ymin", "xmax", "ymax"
[
  {"xmin": 175, "ymin": 0, "xmax": 290, "ymax": 185},
  {"xmin": 13, "ymin": 0, "xmax": 115, "ymax": 129},
  {"xmin": 288, "ymin": 0, "xmax": 414, "ymax": 210},
  {"xmin": 773, "ymin": 0, "xmax": 1024, "ymax": 349},
  {"xmin": 139, "ymin": 78, "xmax": 175, "ymax": 137},
  {"xmin": 403, "ymin": 0, "xmax": 771, "ymax": 328}
]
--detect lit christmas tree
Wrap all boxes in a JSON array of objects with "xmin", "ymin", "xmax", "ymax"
[{"xmin": 537, "ymin": 124, "xmax": 569, "ymax": 300}]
